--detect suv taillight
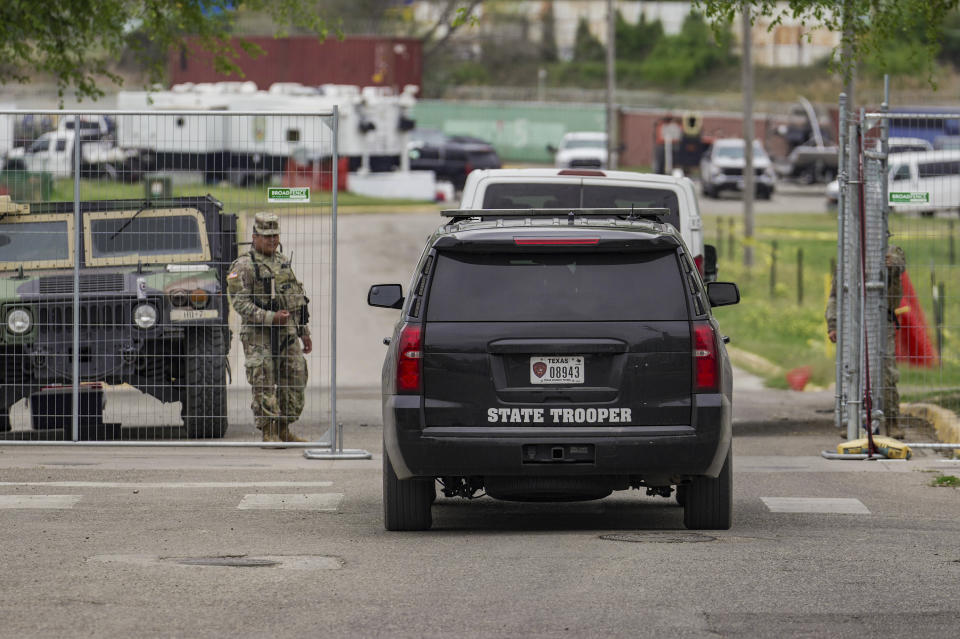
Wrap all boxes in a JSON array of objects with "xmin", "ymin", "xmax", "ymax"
[
  {"xmin": 396, "ymin": 323, "xmax": 422, "ymax": 393},
  {"xmin": 693, "ymin": 321, "xmax": 719, "ymax": 392},
  {"xmin": 694, "ymin": 254, "xmax": 704, "ymax": 277}
]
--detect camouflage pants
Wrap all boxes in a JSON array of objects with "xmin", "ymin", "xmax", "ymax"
[
  {"xmin": 242, "ymin": 336, "xmax": 308, "ymax": 431},
  {"xmin": 883, "ymin": 321, "xmax": 900, "ymax": 433}
]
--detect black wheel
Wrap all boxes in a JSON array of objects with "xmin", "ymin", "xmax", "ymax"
[
  {"xmin": 181, "ymin": 327, "xmax": 228, "ymax": 438},
  {"xmin": 383, "ymin": 449, "xmax": 433, "ymax": 531},
  {"xmin": 0, "ymin": 411, "xmax": 10, "ymax": 433},
  {"xmin": 683, "ymin": 445, "xmax": 732, "ymax": 530},
  {"xmin": 702, "ymin": 185, "xmax": 716, "ymax": 199},
  {"xmin": 675, "ymin": 485, "xmax": 687, "ymax": 507},
  {"xmin": 757, "ymin": 188, "xmax": 772, "ymax": 200}
]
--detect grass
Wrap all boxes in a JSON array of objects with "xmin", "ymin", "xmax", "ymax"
[
  {"xmin": 709, "ymin": 212, "xmax": 960, "ymax": 403},
  {"xmin": 930, "ymin": 474, "xmax": 960, "ymax": 487}
]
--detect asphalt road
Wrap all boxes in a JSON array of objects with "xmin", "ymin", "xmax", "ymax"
[
  {"xmin": 2, "ymin": 390, "xmax": 959, "ymax": 638},
  {"xmin": 5, "ymin": 185, "xmax": 959, "ymax": 638}
]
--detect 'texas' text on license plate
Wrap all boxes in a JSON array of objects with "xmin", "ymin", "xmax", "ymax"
[{"xmin": 530, "ymin": 355, "xmax": 584, "ymax": 384}]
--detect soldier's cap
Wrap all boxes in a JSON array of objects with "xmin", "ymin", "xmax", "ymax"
[{"xmin": 253, "ymin": 212, "xmax": 280, "ymax": 236}]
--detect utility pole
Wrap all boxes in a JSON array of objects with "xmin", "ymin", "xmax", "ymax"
[
  {"xmin": 606, "ymin": 0, "xmax": 618, "ymax": 169},
  {"xmin": 741, "ymin": 2, "xmax": 755, "ymax": 268},
  {"xmin": 842, "ymin": 0, "xmax": 855, "ymax": 111}
]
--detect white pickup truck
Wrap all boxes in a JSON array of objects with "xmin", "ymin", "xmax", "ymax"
[
  {"xmin": 459, "ymin": 168, "xmax": 716, "ymax": 280},
  {"xmin": 2, "ymin": 129, "xmax": 133, "ymax": 179}
]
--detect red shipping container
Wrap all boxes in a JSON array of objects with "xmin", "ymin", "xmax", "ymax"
[{"xmin": 169, "ymin": 36, "xmax": 422, "ymax": 92}]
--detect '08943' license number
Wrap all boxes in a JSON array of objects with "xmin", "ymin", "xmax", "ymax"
[{"xmin": 530, "ymin": 356, "xmax": 584, "ymax": 385}]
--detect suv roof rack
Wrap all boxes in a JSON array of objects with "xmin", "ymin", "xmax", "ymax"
[{"xmin": 441, "ymin": 207, "xmax": 670, "ymax": 223}]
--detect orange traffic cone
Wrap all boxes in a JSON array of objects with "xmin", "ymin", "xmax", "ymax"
[{"xmin": 895, "ymin": 271, "xmax": 938, "ymax": 367}]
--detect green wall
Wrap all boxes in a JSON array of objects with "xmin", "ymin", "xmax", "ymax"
[{"xmin": 412, "ymin": 100, "xmax": 606, "ymax": 164}]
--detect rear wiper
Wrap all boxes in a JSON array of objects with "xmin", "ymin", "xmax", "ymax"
[{"xmin": 109, "ymin": 206, "xmax": 147, "ymax": 240}]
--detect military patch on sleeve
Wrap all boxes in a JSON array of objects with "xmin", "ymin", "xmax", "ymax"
[{"xmin": 228, "ymin": 271, "xmax": 239, "ymax": 279}]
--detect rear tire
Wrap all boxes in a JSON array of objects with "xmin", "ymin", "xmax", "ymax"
[
  {"xmin": 181, "ymin": 327, "xmax": 228, "ymax": 438},
  {"xmin": 675, "ymin": 485, "xmax": 687, "ymax": 507},
  {"xmin": 383, "ymin": 450, "xmax": 433, "ymax": 531},
  {"xmin": 683, "ymin": 446, "xmax": 732, "ymax": 530},
  {"xmin": 0, "ymin": 411, "xmax": 10, "ymax": 433}
]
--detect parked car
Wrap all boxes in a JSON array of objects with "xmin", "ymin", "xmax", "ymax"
[
  {"xmin": 547, "ymin": 131, "xmax": 608, "ymax": 169},
  {"xmin": 407, "ymin": 129, "xmax": 501, "ymax": 189},
  {"xmin": 459, "ymin": 167, "xmax": 715, "ymax": 280},
  {"xmin": 825, "ymin": 138, "xmax": 937, "ymax": 208},
  {"xmin": 368, "ymin": 207, "xmax": 740, "ymax": 531},
  {"xmin": 700, "ymin": 138, "xmax": 776, "ymax": 199}
]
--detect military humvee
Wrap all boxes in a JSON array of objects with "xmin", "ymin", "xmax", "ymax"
[{"xmin": 0, "ymin": 194, "xmax": 237, "ymax": 437}]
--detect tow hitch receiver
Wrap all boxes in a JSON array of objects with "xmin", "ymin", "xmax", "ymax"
[{"xmin": 522, "ymin": 443, "xmax": 595, "ymax": 464}]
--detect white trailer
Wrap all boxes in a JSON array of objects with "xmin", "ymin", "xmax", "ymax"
[{"xmin": 114, "ymin": 82, "xmax": 418, "ymax": 183}]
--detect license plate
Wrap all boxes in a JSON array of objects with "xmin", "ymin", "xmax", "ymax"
[
  {"xmin": 170, "ymin": 309, "xmax": 219, "ymax": 321},
  {"xmin": 530, "ymin": 356, "xmax": 584, "ymax": 385}
]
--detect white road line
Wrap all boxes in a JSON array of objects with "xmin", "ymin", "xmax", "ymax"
[
  {"xmin": 237, "ymin": 493, "xmax": 344, "ymax": 512},
  {"xmin": 0, "ymin": 481, "xmax": 333, "ymax": 489},
  {"xmin": 0, "ymin": 495, "xmax": 82, "ymax": 509},
  {"xmin": 761, "ymin": 497, "xmax": 870, "ymax": 514}
]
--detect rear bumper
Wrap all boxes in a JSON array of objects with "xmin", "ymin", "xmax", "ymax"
[{"xmin": 383, "ymin": 394, "xmax": 731, "ymax": 482}]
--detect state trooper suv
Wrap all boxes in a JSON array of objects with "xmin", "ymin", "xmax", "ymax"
[
  {"xmin": 0, "ymin": 195, "xmax": 236, "ymax": 437},
  {"xmin": 369, "ymin": 207, "xmax": 740, "ymax": 531}
]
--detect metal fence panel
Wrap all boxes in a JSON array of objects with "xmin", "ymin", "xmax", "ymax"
[
  {"xmin": 0, "ymin": 109, "xmax": 337, "ymax": 447},
  {"xmin": 839, "ymin": 101, "xmax": 960, "ymax": 440}
]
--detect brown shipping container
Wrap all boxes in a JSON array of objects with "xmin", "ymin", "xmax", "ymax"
[{"xmin": 169, "ymin": 36, "xmax": 422, "ymax": 91}]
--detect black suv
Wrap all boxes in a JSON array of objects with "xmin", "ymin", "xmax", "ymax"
[
  {"xmin": 368, "ymin": 208, "xmax": 739, "ymax": 531},
  {"xmin": 407, "ymin": 129, "xmax": 502, "ymax": 190}
]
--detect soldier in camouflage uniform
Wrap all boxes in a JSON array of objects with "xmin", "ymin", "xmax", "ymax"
[
  {"xmin": 826, "ymin": 244, "xmax": 906, "ymax": 437},
  {"xmin": 227, "ymin": 213, "xmax": 312, "ymax": 443}
]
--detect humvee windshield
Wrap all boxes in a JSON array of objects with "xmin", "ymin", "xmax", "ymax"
[
  {"xmin": 0, "ymin": 219, "xmax": 71, "ymax": 264},
  {"xmin": 85, "ymin": 210, "xmax": 209, "ymax": 265}
]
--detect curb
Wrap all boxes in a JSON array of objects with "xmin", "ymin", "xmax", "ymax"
[
  {"xmin": 728, "ymin": 346, "xmax": 827, "ymax": 392},
  {"xmin": 901, "ymin": 403, "xmax": 960, "ymax": 457}
]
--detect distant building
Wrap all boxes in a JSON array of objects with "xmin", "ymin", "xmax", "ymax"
[{"xmin": 411, "ymin": 0, "xmax": 840, "ymax": 66}]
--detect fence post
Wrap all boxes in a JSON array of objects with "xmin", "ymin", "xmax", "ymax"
[
  {"xmin": 727, "ymin": 217, "xmax": 735, "ymax": 261},
  {"xmin": 770, "ymin": 240, "xmax": 778, "ymax": 298},
  {"xmin": 797, "ymin": 247, "xmax": 804, "ymax": 305},
  {"xmin": 716, "ymin": 219, "xmax": 722, "ymax": 259},
  {"xmin": 949, "ymin": 220, "xmax": 955, "ymax": 266},
  {"xmin": 71, "ymin": 113, "xmax": 82, "ymax": 443}
]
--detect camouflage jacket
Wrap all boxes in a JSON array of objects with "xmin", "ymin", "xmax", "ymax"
[
  {"xmin": 227, "ymin": 249, "xmax": 310, "ymax": 341},
  {"xmin": 825, "ymin": 245, "xmax": 905, "ymax": 333}
]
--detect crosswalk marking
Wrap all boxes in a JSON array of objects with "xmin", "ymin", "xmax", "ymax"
[
  {"xmin": 762, "ymin": 497, "xmax": 870, "ymax": 514},
  {"xmin": 0, "ymin": 495, "xmax": 82, "ymax": 509},
  {"xmin": 237, "ymin": 493, "xmax": 344, "ymax": 511},
  {"xmin": 0, "ymin": 481, "xmax": 333, "ymax": 489}
]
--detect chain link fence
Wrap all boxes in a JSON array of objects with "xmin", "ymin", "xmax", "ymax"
[
  {"xmin": 0, "ymin": 108, "xmax": 339, "ymax": 447},
  {"xmin": 835, "ymin": 93, "xmax": 960, "ymax": 441}
]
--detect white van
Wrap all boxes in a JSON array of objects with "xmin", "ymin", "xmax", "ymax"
[
  {"xmin": 887, "ymin": 149, "xmax": 960, "ymax": 215},
  {"xmin": 459, "ymin": 168, "xmax": 714, "ymax": 279}
]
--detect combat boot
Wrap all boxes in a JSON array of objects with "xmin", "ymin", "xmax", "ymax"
[
  {"xmin": 262, "ymin": 421, "xmax": 282, "ymax": 443},
  {"xmin": 279, "ymin": 425, "xmax": 307, "ymax": 443}
]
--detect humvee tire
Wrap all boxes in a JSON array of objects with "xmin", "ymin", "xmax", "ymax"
[{"xmin": 181, "ymin": 326, "xmax": 228, "ymax": 438}]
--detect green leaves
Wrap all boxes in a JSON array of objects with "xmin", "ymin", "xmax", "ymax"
[
  {"xmin": 0, "ymin": 0, "xmax": 330, "ymax": 103},
  {"xmin": 695, "ymin": 0, "xmax": 960, "ymax": 83}
]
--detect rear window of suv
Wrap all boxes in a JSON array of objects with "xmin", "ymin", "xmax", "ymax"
[
  {"xmin": 481, "ymin": 184, "xmax": 681, "ymax": 231},
  {"xmin": 426, "ymin": 250, "xmax": 687, "ymax": 322}
]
